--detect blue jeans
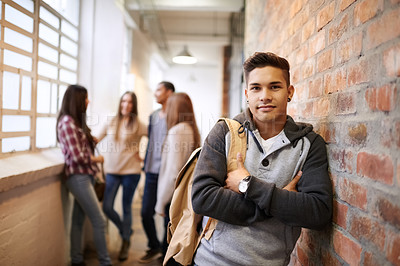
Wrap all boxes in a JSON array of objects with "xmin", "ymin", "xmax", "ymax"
[
  {"xmin": 141, "ymin": 172, "xmax": 161, "ymax": 250},
  {"xmin": 66, "ymin": 174, "xmax": 111, "ymax": 266},
  {"xmin": 102, "ymin": 173, "xmax": 141, "ymax": 241}
]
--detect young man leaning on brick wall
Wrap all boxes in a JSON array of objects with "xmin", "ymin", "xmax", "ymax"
[{"xmin": 191, "ymin": 52, "xmax": 333, "ymax": 265}]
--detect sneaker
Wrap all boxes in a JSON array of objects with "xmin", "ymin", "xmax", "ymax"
[
  {"xmin": 138, "ymin": 248, "xmax": 162, "ymax": 263},
  {"xmin": 118, "ymin": 240, "xmax": 130, "ymax": 261}
]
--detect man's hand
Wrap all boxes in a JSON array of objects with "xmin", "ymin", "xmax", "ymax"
[
  {"xmin": 225, "ymin": 153, "xmax": 250, "ymax": 194},
  {"xmin": 283, "ymin": 171, "xmax": 302, "ymax": 192}
]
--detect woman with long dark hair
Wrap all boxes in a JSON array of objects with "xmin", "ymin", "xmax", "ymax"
[
  {"xmin": 96, "ymin": 91, "xmax": 147, "ymax": 261},
  {"xmin": 155, "ymin": 92, "xmax": 201, "ymax": 255},
  {"xmin": 57, "ymin": 85, "xmax": 111, "ymax": 266}
]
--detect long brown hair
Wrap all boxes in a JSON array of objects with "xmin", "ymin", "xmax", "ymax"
[
  {"xmin": 115, "ymin": 91, "xmax": 138, "ymax": 141},
  {"xmin": 56, "ymin": 84, "xmax": 95, "ymax": 151},
  {"xmin": 166, "ymin": 93, "xmax": 200, "ymax": 148}
]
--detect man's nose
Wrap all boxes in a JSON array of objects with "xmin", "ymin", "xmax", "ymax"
[{"xmin": 259, "ymin": 88, "xmax": 272, "ymax": 101}]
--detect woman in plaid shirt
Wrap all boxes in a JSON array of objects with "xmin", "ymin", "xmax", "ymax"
[{"xmin": 57, "ymin": 85, "xmax": 111, "ymax": 266}]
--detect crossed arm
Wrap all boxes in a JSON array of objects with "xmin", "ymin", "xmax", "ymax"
[{"xmin": 191, "ymin": 122, "xmax": 332, "ymax": 229}]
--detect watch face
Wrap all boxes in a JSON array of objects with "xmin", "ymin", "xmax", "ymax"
[{"xmin": 239, "ymin": 180, "xmax": 248, "ymax": 193}]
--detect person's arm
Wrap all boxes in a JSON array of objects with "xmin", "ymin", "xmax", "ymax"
[
  {"xmin": 191, "ymin": 121, "xmax": 266, "ymax": 226},
  {"xmin": 244, "ymin": 134, "xmax": 332, "ymax": 230},
  {"xmin": 95, "ymin": 120, "xmax": 108, "ymax": 143}
]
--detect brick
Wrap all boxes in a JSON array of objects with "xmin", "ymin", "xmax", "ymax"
[
  {"xmin": 365, "ymin": 87, "xmax": 378, "ymax": 110},
  {"xmin": 387, "ymin": 230, "xmax": 400, "ymax": 265},
  {"xmin": 288, "ymin": 105, "xmax": 297, "ymax": 118},
  {"xmin": 366, "ymin": 8, "xmax": 400, "ymax": 50},
  {"xmin": 309, "ymin": 29, "xmax": 326, "ymax": 56},
  {"xmin": 293, "ymin": 81, "xmax": 305, "ymax": 100},
  {"xmin": 317, "ymin": 1, "xmax": 335, "ymax": 30},
  {"xmin": 380, "ymin": 118, "xmax": 399, "ymax": 148},
  {"xmin": 295, "ymin": 45, "xmax": 308, "ymax": 66},
  {"xmin": 349, "ymin": 215, "xmax": 385, "ymax": 251},
  {"xmin": 377, "ymin": 84, "xmax": 397, "ymax": 111},
  {"xmin": 301, "ymin": 101, "xmax": 313, "ymax": 118},
  {"xmin": 302, "ymin": 59, "xmax": 315, "ymax": 79},
  {"xmin": 302, "ymin": 19, "xmax": 315, "ymax": 43},
  {"xmin": 331, "ymin": 173, "xmax": 338, "ymax": 189},
  {"xmin": 324, "ymin": 66, "xmax": 347, "ymax": 94},
  {"xmin": 365, "ymin": 84, "xmax": 396, "ymax": 113},
  {"xmin": 337, "ymin": 32, "xmax": 363, "ymax": 63},
  {"xmin": 329, "ymin": 13, "xmax": 349, "ymax": 45},
  {"xmin": 397, "ymin": 163, "xmax": 400, "ymax": 187},
  {"xmin": 288, "ymin": 9, "xmax": 309, "ymax": 37},
  {"xmin": 340, "ymin": 0, "xmax": 357, "ymax": 11},
  {"xmin": 357, "ymin": 152, "xmax": 394, "ymax": 185},
  {"xmin": 348, "ymin": 59, "xmax": 370, "ymax": 86},
  {"xmin": 299, "ymin": 229, "xmax": 316, "ymax": 254},
  {"xmin": 290, "ymin": 31, "xmax": 302, "ymax": 52},
  {"xmin": 364, "ymin": 252, "xmax": 381, "ymax": 266},
  {"xmin": 321, "ymin": 249, "xmax": 341, "ymax": 266},
  {"xmin": 333, "ymin": 230, "xmax": 362, "ymax": 265},
  {"xmin": 292, "ymin": 66, "xmax": 301, "ymax": 84},
  {"xmin": 316, "ymin": 123, "xmax": 336, "ymax": 144},
  {"xmin": 333, "ymin": 200, "xmax": 348, "ymax": 228},
  {"xmin": 383, "ymin": 43, "xmax": 400, "ymax": 77},
  {"xmin": 377, "ymin": 197, "xmax": 400, "ymax": 229},
  {"xmin": 296, "ymin": 245, "xmax": 309, "ymax": 266},
  {"xmin": 354, "ymin": 0, "xmax": 382, "ymax": 26},
  {"xmin": 313, "ymin": 98, "xmax": 330, "ymax": 117},
  {"xmin": 309, "ymin": 76, "xmax": 323, "ymax": 98},
  {"xmin": 348, "ymin": 123, "xmax": 367, "ymax": 144},
  {"xmin": 336, "ymin": 92, "xmax": 356, "ymax": 115},
  {"xmin": 317, "ymin": 49, "xmax": 335, "ymax": 72},
  {"xmin": 338, "ymin": 178, "xmax": 367, "ymax": 210},
  {"xmin": 330, "ymin": 149, "xmax": 353, "ymax": 173},
  {"xmin": 309, "ymin": 0, "xmax": 324, "ymax": 13},
  {"xmin": 290, "ymin": 0, "xmax": 304, "ymax": 18}
]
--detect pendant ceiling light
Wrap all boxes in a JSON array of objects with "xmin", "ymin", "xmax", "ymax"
[{"xmin": 172, "ymin": 45, "xmax": 197, "ymax": 64}]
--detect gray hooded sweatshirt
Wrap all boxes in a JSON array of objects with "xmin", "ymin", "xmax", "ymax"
[{"xmin": 192, "ymin": 109, "xmax": 332, "ymax": 266}]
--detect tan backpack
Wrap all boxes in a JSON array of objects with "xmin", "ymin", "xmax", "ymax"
[{"xmin": 163, "ymin": 118, "xmax": 247, "ymax": 266}]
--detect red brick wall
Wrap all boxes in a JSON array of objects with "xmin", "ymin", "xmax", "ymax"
[{"xmin": 245, "ymin": 0, "xmax": 400, "ymax": 265}]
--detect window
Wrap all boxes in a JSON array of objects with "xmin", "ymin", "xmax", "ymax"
[{"xmin": 0, "ymin": 0, "xmax": 80, "ymax": 155}]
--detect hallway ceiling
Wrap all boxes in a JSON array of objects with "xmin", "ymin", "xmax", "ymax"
[{"xmin": 125, "ymin": 0, "xmax": 244, "ymax": 65}]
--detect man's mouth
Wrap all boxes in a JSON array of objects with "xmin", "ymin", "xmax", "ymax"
[{"xmin": 257, "ymin": 105, "xmax": 275, "ymax": 111}]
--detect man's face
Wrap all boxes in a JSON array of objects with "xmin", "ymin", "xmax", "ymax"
[
  {"xmin": 245, "ymin": 66, "xmax": 294, "ymax": 128},
  {"xmin": 154, "ymin": 84, "xmax": 171, "ymax": 105}
]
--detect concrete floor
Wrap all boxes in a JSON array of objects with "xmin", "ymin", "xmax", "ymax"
[{"xmin": 84, "ymin": 185, "xmax": 164, "ymax": 266}]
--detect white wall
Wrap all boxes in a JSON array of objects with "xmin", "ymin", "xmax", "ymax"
[
  {"xmin": 163, "ymin": 49, "xmax": 223, "ymax": 142},
  {"xmin": 80, "ymin": 0, "xmax": 127, "ymax": 131}
]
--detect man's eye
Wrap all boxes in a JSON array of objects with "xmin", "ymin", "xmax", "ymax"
[
  {"xmin": 251, "ymin": 86, "xmax": 260, "ymax": 90},
  {"xmin": 271, "ymin": 86, "xmax": 281, "ymax": 90}
]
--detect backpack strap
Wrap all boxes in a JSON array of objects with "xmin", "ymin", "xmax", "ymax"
[
  {"xmin": 218, "ymin": 118, "xmax": 247, "ymax": 172},
  {"xmin": 201, "ymin": 118, "xmax": 247, "ymax": 241}
]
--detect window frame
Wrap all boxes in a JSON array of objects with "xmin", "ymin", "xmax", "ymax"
[{"xmin": 0, "ymin": 0, "xmax": 80, "ymax": 157}]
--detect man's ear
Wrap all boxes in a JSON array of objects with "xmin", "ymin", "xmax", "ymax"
[
  {"xmin": 288, "ymin": 85, "xmax": 295, "ymax": 99},
  {"xmin": 244, "ymin": 88, "xmax": 248, "ymax": 100}
]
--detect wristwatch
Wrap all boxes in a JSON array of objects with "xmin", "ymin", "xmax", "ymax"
[{"xmin": 238, "ymin": 175, "xmax": 251, "ymax": 194}]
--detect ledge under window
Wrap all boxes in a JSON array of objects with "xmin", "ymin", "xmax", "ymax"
[{"xmin": 0, "ymin": 148, "xmax": 64, "ymax": 193}]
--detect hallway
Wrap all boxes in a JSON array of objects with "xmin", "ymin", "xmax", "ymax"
[{"xmin": 85, "ymin": 182, "xmax": 164, "ymax": 266}]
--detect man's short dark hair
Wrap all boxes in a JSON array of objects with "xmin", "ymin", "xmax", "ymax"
[
  {"xmin": 243, "ymin": 52, "xmax": 291, "ymax": 87},
  {"xmin": 159, "ymin": 81, "xmax": 175, "ymax": 92}
]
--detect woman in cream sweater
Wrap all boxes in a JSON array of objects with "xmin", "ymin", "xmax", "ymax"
[
  {"xmin": 97, "ymin": 91, "xmax": 147, "ymax": 261},
  {"xmin": 155, "ymin": 92, "xmax": 201, "ymax": 255}
]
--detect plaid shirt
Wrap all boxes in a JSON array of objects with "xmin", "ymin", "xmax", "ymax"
[{"xmin": 57, "ymin": 115, "xmax": 98, "ymax": 176}]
